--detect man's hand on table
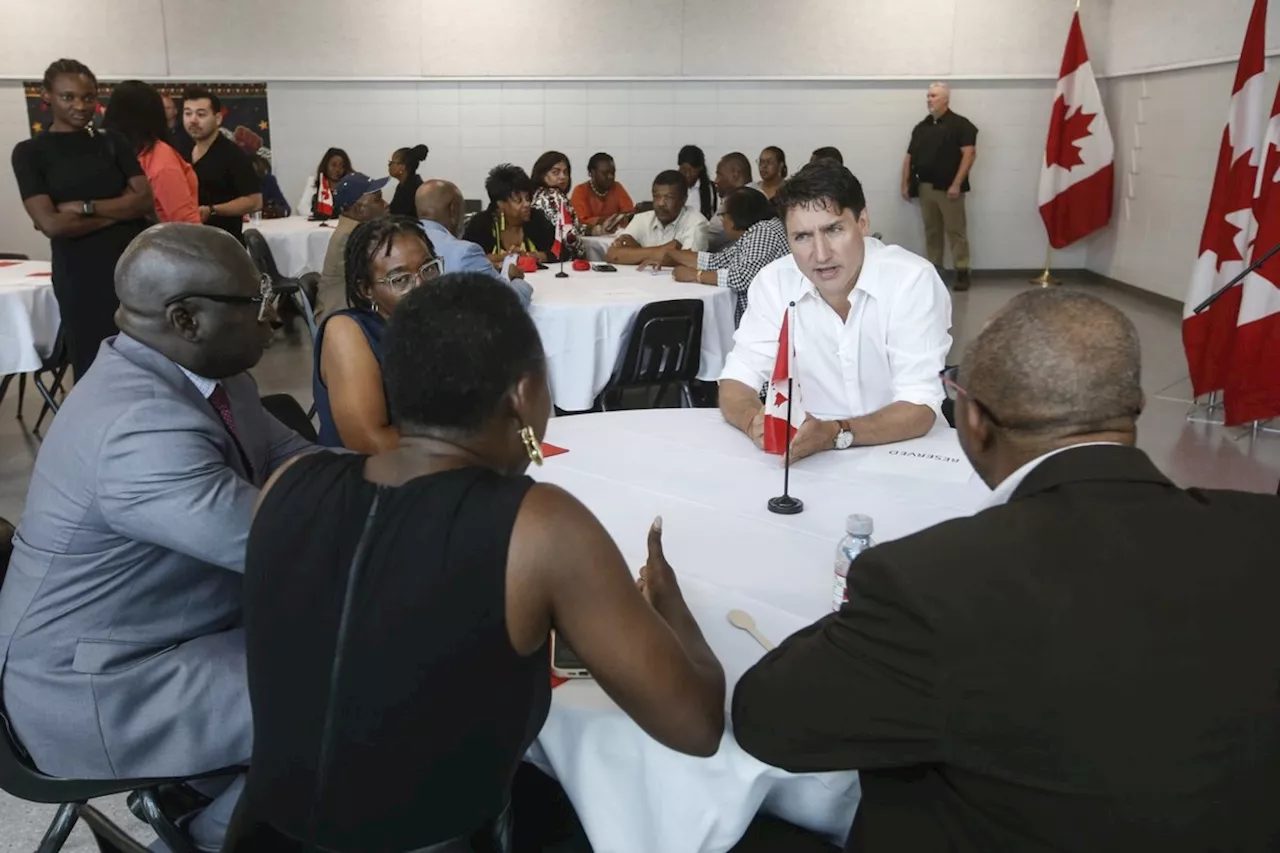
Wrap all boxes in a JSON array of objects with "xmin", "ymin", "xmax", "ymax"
[
  {"xmin": 784, "ymin": 417, "xmax": 839, "ymax": 464},
  {"xmin": 746, "ymin": 410, "xmax": 766, "ymax": 450}
]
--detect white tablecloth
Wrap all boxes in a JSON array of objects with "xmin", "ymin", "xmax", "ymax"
[
  {"xmin": 580, "ymin": 234, "xmax": 615, "ymax": 261},
  {"xmin": 251, "ymin": 217, "xmax": 335, "ymax": 278},
  {"xmin": 0, "ymin": 260, "xmax": 60, "ymax": 376},
  {"xmin": 528, "ymin": 409, "xmax": 990, "ymax": 853},
  {"xmin": 527, "ymin": 267, "xmax": 737, "ymax": 412}
]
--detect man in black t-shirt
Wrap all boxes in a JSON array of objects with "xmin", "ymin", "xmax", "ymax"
[
  {"xmin": 183, "ymin": 86, "xmax": 261, "ymax": 242},
  {"xmin": 902, "ymin": 83, "xmax": 978, "ymax": 290}
]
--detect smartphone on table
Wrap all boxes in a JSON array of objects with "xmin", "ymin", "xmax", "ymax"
[{"xmin": 551, "ymin": 632, "xmax": 591, "ymax": 679}]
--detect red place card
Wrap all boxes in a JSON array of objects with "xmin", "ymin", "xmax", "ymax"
[{"xmin": 541, "ymin": 442, "xmax": 568, "ymax": 459}]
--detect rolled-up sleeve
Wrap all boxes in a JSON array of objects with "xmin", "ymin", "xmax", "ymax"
[
  {"xmin": 886, "ymin": 266, "xmax": 952, "ymax": 414},
  {"xmin": 719, "ymin": 269, "xmax": 783, "ymax": 390}
]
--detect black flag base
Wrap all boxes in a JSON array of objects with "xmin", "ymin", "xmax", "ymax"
[
  {"xmin": 767, "ymin": 495, "xmax": 804, "ymax": 515},
  {"xmin": 555, "ymin": 270, "xmax": 569, "ymax": 278}
]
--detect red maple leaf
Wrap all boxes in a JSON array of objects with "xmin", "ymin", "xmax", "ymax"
[
  {"xmin": 1198, "ymin": 131, "xmax": 1259, "ymax": 270},
  {"xmin": 1045, "ymin": 95, "xmax": 1096, "ymax": 171},
  {"xmin": 773, "ymin": 391, "xmax": 787, "ymax": 408}
]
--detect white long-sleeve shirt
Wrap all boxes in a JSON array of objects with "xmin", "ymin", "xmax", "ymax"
[{"xmin": 720, "ymin": 237, "xmax": 952, "ymax": 422}]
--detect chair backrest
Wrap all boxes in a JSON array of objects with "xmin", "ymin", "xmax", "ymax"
[
  {"xmin": 260, "ymin": 394, "xmax": 318, "ymax": 443},
  {"xmin": 464, "ymin": 199, "xmax": 483, "ymax": 215},
  {"xmin": 242, "ymin": 229, "xmax": 284, "ymax": 284},
  {"xmin": 0, "ymin": 253, "xmax": 30, "ymax": 260},
  {"xmin": 610, "ymin": 299, "xmax": 704, "ymax": 389}
]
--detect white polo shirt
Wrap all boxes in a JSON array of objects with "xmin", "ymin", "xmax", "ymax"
[
  {"xmin": 720, "ymin": 237, "xmax": 952, "ymax": 422},
  {"xmin": 619, "ymin": 207, "xmax": 709, "ymax": 251}
]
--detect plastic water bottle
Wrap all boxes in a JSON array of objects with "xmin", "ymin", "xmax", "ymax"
[{"xmin": 833, "ymin": 514, "xmax": 874, "ymax": 611}]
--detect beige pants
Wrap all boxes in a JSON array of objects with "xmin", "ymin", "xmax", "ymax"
[{"xmin": 918, "ymin": 182, "xmax": 970, "ymax": 271}]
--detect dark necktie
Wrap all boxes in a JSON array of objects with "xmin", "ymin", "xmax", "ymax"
[
  {"xmin": 208, "ymin": 383, "xmax": 240, "ymax": 440},
  {"xmin": 209, "ymin": 383, "xmax": 253, "ymax": 479}
]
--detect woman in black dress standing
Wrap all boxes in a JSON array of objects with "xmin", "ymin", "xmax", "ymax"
[
  {"xmin": 227, "ymin": 273, "xmax": 725, "ymax": 852},
  {"xmin": 10, "ymin": 59, "xmax": 154, "ymax": 379}
]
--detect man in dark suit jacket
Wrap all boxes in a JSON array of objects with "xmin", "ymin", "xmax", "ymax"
[{"xmin": 732, "ymin": 289, "xmax": 1280, "ymax": 852}]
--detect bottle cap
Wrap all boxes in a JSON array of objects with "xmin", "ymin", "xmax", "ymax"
[{"xmin": 845, "ymin": 514, "xmax": 873, "ymax": 536}]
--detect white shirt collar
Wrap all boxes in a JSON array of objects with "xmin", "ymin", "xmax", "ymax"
[
  {"xmin": 984, "ymin": 442, "xmax": 1125, "ymax": 508},
  {"xmin": 177, "ymin": 364, "xmax": 218, "ymax": 399}
]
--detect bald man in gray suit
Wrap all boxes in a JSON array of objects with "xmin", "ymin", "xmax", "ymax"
[{"xmin": 0, "ymin": 224, "xmax": 314, "ymax": 850}]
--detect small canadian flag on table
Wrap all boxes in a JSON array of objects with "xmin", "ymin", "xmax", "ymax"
[
  {"xmin": 1037, "ymin": 10, "xmax": 1114, "ymax": 250},
  {"xmin": 763, "ymin": 305, "xmax": 806, "ymax": 455},
  {"xmin": 550, "ymin": 198, "xmax": 572, "ymax": 258}
]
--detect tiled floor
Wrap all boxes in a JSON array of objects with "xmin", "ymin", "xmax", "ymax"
[{"xmin": 2, "ymin": 273, "xmax": 1279, "ymax": 850}]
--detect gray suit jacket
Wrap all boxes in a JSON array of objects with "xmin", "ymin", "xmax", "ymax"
[{"xmin": 0, "ymin": 333, "xmax": 313, "ymax": 780}]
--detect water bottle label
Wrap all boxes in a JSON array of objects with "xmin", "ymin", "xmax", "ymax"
[{"xmin": 832, "ymin": 574, "xmax": 848, "ymax": 611}]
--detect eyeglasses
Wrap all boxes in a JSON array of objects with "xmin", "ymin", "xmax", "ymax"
[
  {"xmin": 163, "ymin": 274, "xmax": 279, "ymax": 321},
  {"xmin": 941, "ymin": 366, "xmax": 1010, "ymax": 427},
  {"xmin": 374, "ymin": 259, "xmax": 443, "ymax": 294}
]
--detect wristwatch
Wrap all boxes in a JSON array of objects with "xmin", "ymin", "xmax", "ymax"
[
  {"xmin": 81, "ymin": 200, "xmax": 95, "ymax": 216},
  {"xmin": 833, "ymin": 420, "xmax": 855, "ymax": 450}
]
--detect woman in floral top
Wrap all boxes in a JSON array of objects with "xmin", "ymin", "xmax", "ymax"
[{"xmin": 530, "ymin": 150, "xmax": 584, "ymax": 258}]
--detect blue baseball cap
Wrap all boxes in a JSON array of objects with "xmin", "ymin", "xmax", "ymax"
[{"xmin": 334, "ymin": 172, "xmax": 390, "ymax": 213}]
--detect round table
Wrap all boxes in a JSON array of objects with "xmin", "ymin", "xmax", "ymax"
[
  {"xmin": 580, "ymin": 234, "xmax": 615, "ymax": 261},
  {"xmin": 251, "ymin": 216, "xmax": 335, "ymax": 277},
  {"xmin": 0, "ymin": 260, "xmax": 60, "ymax": 376},
  {"xmin": 527, "ymin": 409, "xmax": 989, "ymax": 853},
  {"xmin": 526, "ymin": 266, "xmax": 737, "ymax": 412}
]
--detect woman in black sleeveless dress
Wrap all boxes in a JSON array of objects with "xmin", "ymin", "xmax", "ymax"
[{"xmin": 227, "ymin": 272, "xmax": 727, "ymax": 853}]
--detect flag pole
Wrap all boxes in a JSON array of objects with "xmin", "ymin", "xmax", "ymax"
[
  {"xmin": 1030, "ymin": 244, "xmax": 1060, "ymax": 286},
  {"xmin": 768, "ymin": 302, "xmax": 804, "ymax": 515}
]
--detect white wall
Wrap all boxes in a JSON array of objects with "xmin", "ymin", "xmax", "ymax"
[
  {"xmin": 0, "ymin": 0, "xmax": 1102, "ymax": 81},
  {"xmin": 1105, "ymin": 0, "xmax": 1280, "ymax": 76}
]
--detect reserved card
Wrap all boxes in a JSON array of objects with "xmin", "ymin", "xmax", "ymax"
[{"xmin": 856, "ymin": 437, "xmax": 975, "ymax": 483}]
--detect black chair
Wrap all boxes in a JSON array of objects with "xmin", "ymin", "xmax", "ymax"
[
  {"xmin": 0, "ymin": 327, "xmax": 70, "ymax": 436},
  {"xmin": 595, "ymin": 300, "xmax": 704, "ymax": 411},
  {"xmin": 0, "ymin": 705, "xmax": 241, "ymax": 853},
  {"xmin": 261, "ymin": 393, "xmax": 318, "ymax": 443},
  {"xmin": 243, "ymin": 229, "xmax": 318, "ymax": 342}
]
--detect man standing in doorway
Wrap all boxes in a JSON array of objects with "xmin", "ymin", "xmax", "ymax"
[
  {"xmin": 184, "ymin": 86, "xmax": 261, "ymax": 243},
  {"xmin": 903, "ymin": 82, "xmax": 977, "ymax": 291}
]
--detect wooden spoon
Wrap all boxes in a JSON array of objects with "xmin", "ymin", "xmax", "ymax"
[{"xmin": 727, "ymin": 609, "xmax": 775, "ymax": 651}]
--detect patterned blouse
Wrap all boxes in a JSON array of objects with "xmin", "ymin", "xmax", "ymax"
[
  {"xmin": 697, "ymin": 217, "xmax": 792, "ymax": 326},
  {"xmin": 531, "ymin": 187, "xmax": 584, "ymax": 258}
]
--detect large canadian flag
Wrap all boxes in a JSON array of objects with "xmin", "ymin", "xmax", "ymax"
[
  {"xmin": 763, "ymin": 306, "xmax": 806, "ymax": 455},
  {"xmin": 1183, "ymin": 0, "xmax": 1269, "ymax": 398},
  {"xmin": 1224, "ymin": 79, "xmax": 1280, "ymax": 425},
  {"xmin": 1038, "ymin": 11, "xmax": 1114, "ymax": 250}
]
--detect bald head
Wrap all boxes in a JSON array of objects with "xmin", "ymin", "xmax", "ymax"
[
  {"xmin": 116, "ymin": 224, "xmax": 258, "ymax": 316},
  {"xmin": 416, "ymin": 179, "xmax": 463, "ymax": 231},
  {"xmin": 115, "ymin": 223, "xmax": 273, "ymax": 379},
  {"xmin": 961, "ymin": 289, "xmax": 1142, "ymax": 439}
]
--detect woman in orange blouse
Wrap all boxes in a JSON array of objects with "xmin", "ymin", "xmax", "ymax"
[
  {"xmin": 570, "ymin": 152, "xmax": 634, "ymax": 235},
  {"xmin": 102, "ymin": 80, "xmax": 200, "ymax": 224}
]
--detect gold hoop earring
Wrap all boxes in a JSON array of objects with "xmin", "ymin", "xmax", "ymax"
[{"xmin": 519, "ymin": 425, "xmax": 544, "ymax": 467}]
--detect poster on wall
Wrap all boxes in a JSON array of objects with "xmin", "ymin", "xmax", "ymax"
[{"xmin": 24, "ymin": 81, "xmax": 272, "ymax": 162}]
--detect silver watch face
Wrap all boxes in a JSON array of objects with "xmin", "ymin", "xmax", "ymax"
[{"xmin": 835, "ymin": 429, "xmax": 854, "ymax": 450}]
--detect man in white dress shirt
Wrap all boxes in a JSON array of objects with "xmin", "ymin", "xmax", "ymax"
[
  {"xmin": 606, "ymin": 170, "xmax": 709, "ymax": 265},
  {"xmin": 719, "ymin": 162, "xmax": 953, "ymax": 461}
]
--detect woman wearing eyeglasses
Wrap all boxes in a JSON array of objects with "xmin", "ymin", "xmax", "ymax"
[{"xmin": 313, "ymin": 217, "xmax": 441, "ymax": 452}]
